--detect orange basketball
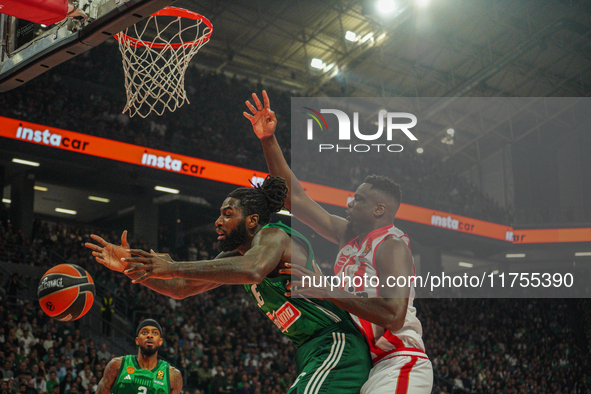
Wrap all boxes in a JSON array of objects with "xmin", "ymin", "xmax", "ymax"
[{"xmin": 38, "ymin": 264, "xmax": 95, "ymax": 321}]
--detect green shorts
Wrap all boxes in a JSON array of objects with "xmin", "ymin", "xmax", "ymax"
[{"xmin": 288, "ymin": 322, "xmax": 371, "ymax": 394}]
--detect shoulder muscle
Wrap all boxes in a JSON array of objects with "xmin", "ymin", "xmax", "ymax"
[
  {"xmin": 96, "ymin": 357, "xmax": 123, "ymax": 394},
  {"xmin": 169, "ymin": 366, "xmax": 182, "ymax": 394}
]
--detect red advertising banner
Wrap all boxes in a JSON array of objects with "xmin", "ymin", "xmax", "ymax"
[
  {"xmin": 0, "ymin": 116, "xmax": 269, "ymax": 187},
  {"xmin": 2, "ymin": 116, "xmax": 590, "ymax": 244},
  {"xmin": 510, "ymin": 228, "xmax": 591, "ymax": 244}
]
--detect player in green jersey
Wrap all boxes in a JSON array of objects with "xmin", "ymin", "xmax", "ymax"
[
  {"xmin": 86, "ymin": 176, "xmax": 371, "ymax": 393},
  {"xmin": 96, "ymin": 319, "xmax": 182, "ymax": 394}
]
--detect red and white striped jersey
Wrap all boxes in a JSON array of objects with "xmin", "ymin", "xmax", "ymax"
[{"xmin": 333, "ymin": 224, "xmax": 427, "ymax": 363}]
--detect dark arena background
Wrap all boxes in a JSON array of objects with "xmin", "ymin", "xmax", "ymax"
[{"xmin": 1, "ymin": 1, "xmax": 591, "ymax": 393}]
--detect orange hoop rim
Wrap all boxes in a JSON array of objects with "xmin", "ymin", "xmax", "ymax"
[{"xmin": 114, "ymin": 6, "xmax": 213, "ymax": 49}]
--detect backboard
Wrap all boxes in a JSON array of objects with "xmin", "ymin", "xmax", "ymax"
[{"xmin": 0, "ymin": 0, "xmax": 175, "ymax": 92}]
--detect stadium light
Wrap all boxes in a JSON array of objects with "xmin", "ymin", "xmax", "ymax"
[
  {"xmin": 377, "ymin": 0, "xmax": 397, "ymax": 15},
  {"xmin": 416, "ymin": 148, "xmax": 424, "ymax": 154},
  {"xmin": 345, "ymin": 31, "xmax": 357, "ymax": 42},
  {"xmin": 506, "ymin": 253, "xmax": 526, "ymax": 258},
  {"xmin": 55, "ymin": 208, "xmax": 77, "ymax": 215},
  {"xmin": 447, "ymin": 128, "xmax": 455, "ymax": 136},
  {"xmin": 575, "ymin": 252, "xmax": 591, "ymax": 257},
  {"xmin": 155, "ymin": 186, "xmax": 179, "ymax": 194},
  {"xmin": 458, "ymin": 262, "xmax": 473, "ymax": 268},
  {"xmin": 2, "ymin": 199, "xmax": 11, "ymax": 204},
  {"xmin": 492, "ymin": 270, "xmax": 499, "ymax": 275},
  {"xmin": 12, "ymin": 158, "xmax": 40, "ymax": 167},
  {"xmin": 34, "ymin": 186, "xmax": 48, "ymax": 191},
  {"xmin": 88, "ymin": 196, "xmax": 110, "ymax": 203},
  {"xmin": 311, "ymin": 58, "xmax": 324, "ymax": 69}
]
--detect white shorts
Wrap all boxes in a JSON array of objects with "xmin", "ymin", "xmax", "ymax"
[{"xmin": 360, "ymin": 354, "xmax": 433, "ymax": 394}]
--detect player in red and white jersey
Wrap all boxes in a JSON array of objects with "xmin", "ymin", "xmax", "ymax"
[
  {"xmin": 245, "ymin": 91, "xmax": 433, "ymax": 394},
  {"xmin": 335, "ymin": 223, "xmax": 426, "ymax": 361}
]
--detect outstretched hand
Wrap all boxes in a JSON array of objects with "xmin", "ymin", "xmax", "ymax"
[
  {"xmin": 243, "ymin": 90, "xmax": 277, "ymax": 140},
  {"xmin": 85, "ymin": 231, "xmax": 131, "ymax": 273},
  {"xmin": 123, "ymin": 249, "xmax": 178, "ymax": 283}
]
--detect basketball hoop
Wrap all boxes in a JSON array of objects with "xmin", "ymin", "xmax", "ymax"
[{"xmin": 114, "ymin": 7, "xmax": 212, "ymax": 118}]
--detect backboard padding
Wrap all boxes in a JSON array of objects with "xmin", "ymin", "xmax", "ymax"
[{"xmin": 0, "ymin": 0, "xmax": 175, "ymax": 92}]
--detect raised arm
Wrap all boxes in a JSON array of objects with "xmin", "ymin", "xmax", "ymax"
[
  {"xmin": 123, "ymin": 227, "xmax": 289, "ymax": 284},
  {"xmin": 85, "ymin": 232, "xmax": 221, "ymax": 300},
  {"xmin": 244, "ymin": 91, "xmax": 347, "ymax": 245},
  {"xmin": 95, "ymin": 357, "xmax": 122, "ymax": 394}
]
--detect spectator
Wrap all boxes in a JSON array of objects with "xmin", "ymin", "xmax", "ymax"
[
  {"xmin": 58, "ymin": 373, "xmax": 73, "ymax": 394},
  {"xmin": 1, "ymin": 360, "xmax": 15, "ymax": 380},
  {"xmin": 45, "ymin": 371, "xmax": 59, "ymax": 394},
  {"xmin": 32, "ymin": 372, "xmax": 47, "ymax": 394},
  {"xmin": 100, "ymin": 291, "xmax": 114, "ymax": 336},
  {"xmin": 96, "ymin": 344, "xmax": 109, "ymax": 363}
]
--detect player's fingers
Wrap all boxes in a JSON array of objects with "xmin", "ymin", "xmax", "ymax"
[
  {"xmin": 132, "ymin": 272, "xmax": 149, "ymax": 284},
  {"xmin": 252, "ymin": 93, "xmax": 263, "ymax": 111},
  {"xmin": 286, "ymin": 280, "xmax": 302, "ymax": 291},
  {"xmin": 262, "ymin": 90, "xmax": 270, "ymax": 109},
  {"xmin": 90, "ymin": 234, "xmax": 108, "ymax": 246},
  {"xmin": 95, "ymin": 257, "xmax": 107, "ymax": 265},
  {"xmin": 243, "ymin": 112, "xmax": 254, "ymax": 121},
  {"xmin": 121, "ymin": 230, "xmax": 129, "ymax": 248},
  {"xmin": 285, "ymin": 264, "xmax": 308, "ymax": 277},
  {"xmin": 128, "ymin": 249, "xmax": 151, "ymax": 257},
  {"xmin": 122, "ymin": 258, "xmax": 153, "ymax": 267},
  {"xmin": 124, "ymin": 263, "xmax": 148, "ymax": 274},
  {"xmin": 278, "ymin": 268, "xmax": 292, "ymax": 275},
  {"xmin": 84, "ymin": 242, "xmax": 101, "ymax": 252},
  {"xmin": 245, "ymin": 101, "xmax": 257, "ymax": 114}
]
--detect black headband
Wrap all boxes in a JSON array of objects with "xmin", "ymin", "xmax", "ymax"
[{"xmin": 136, "ymin": 319, "xmax": 162, "ymax": 336}]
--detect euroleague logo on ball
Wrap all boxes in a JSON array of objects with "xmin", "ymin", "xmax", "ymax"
[
  {"xmin": 46, "ymin": 302, "xmax": 55, "ymax": 311},
  {"xmin": 38, "ymin": 276, "xmax": 64, "ymax": 292}
]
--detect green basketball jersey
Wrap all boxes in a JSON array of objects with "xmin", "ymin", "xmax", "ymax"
[
  {"xmin": 111, "ymin": 355, "xmax": 170, "ymax": 394},
  {"xmin": 244, "ymin": 222, "xmax": 355, "ymax": 348}
]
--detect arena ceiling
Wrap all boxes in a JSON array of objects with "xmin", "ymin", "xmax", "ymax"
[
  {"xmin": 174, "ymin": 0, "xmax": 591, "ymax": 170},
  {"xmin": 3, "ymin": 0, "xmax": 591, "ymax": 247}
]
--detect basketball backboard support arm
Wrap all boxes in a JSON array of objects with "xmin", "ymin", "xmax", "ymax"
[{"xmin": 0, "ymin": 0, "xmax": 175, "ymax": 92}]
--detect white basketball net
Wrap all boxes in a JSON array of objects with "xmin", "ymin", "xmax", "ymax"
[{"xmin": 116, "ymin": 11, "xmax": 211, "ymax": 118}]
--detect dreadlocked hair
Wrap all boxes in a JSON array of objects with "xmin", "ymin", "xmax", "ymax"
[
  {"xmin": 364, "ymin": 174, "xmax": 402, "ymax": 205},
  {"xmin": 227, "ymin": 176, "xmax": 288, "ymax": 225}
]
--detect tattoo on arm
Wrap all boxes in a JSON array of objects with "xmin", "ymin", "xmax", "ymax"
[
  {"xmin": 169, "ymin": 367, "xmax": 183, "ymax": 394},
  {"xmin": 96, "ymin": 357, "xmax": 122, "ymax": 394}
]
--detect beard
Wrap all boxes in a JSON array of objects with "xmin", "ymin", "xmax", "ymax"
[
  {"xmin": 216, "ymin": 220, "xmax": 249, "ymax": 252},
  {"xmin": 345, "ymin": 220, "xmax": 355, "ymax": 240},
  {"xmin": 139, "ymin": 344, "xmax": 159, "ymax": 357}
]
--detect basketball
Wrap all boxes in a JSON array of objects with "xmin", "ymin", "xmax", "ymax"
[{"xmin": 37, "ymin": 264, "xmax": 95, "ymax": 321}]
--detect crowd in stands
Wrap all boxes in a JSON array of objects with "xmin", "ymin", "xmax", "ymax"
[
  {"xmin": 0, "ymin": 42, "xmax": 512, "ymax": 225},
  {"xmin": 2, "ymin": 217, "xmax": 591, "ymax": 393}
]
